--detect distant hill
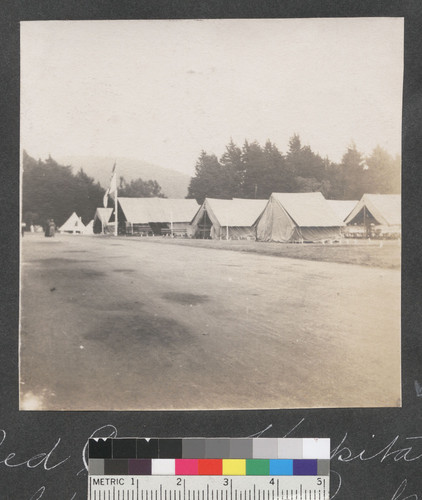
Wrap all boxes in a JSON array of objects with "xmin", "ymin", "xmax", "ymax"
[{"xmin": 57, "ymin": 156, "xmax": 191, "ymax": 199}]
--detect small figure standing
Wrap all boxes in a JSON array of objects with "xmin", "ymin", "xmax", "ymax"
[
  {"xmin": 49, "ymin": 219, "xmax": 56, "ymax": 237},
  {"xmin": 44, "ymin": 219, "xmax": 50, "ymax": 237},
  {"xmin": 45, "ymin": 219, "xmax": 56, "ymax": 237}
]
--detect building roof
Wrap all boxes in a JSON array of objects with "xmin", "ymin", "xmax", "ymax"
[
  {"xmin": 118, "ymin": 197, "xmax": 199, "ymax": 224},
  {"xmin": 200, "ymin": 198, "xmax": 268, "ymax": 227},
  {"xmin": 271, "ymin": 192, "xmax": 343, "ymax": 227},
  {"xmin": 345, "ymin": 194, "xmax": 401, "ymax": 226},
  {"xmin": 327, "ymin": 200, "xmax": 358, "ymax": 222}
]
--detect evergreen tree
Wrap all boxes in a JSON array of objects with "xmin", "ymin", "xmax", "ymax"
[
  {"xmin": 22, "ymin": 152, "xmax": 106, "ymax": 226},
  {"xmin": 324, "ymin": 160, "xmax": 343, "ymax": 199},
  {"xmin": 187, "ymin": 151, "xmax": 233, "ymax": 204},
  {"xmin": 186, "ymin": 136, "xmax": 400, "ymax": 204},
  {"xmin": 365, "ymin": 146, "xmax": 401, "ymax": 194},
  {"xmin": 241, "ymin": 140, "xmax": 266, "ymax": 198},
  {"xmin": 339, "ymin": 142, "xmax": 366, "ymax": 199},
  {"xmin": 219, "ymin": 139, "xmax": 243, "ymax": 197},
  {"xmin": 118, "ymin": 177, "xmax": 166, "ymax": 198},
  {"xmin": 286, "ymin": 134, "xmax": 328, "ymax": 193},
  {"xmin": 262, "ymin": 140, "xmax": 288, "ymax": 194}
]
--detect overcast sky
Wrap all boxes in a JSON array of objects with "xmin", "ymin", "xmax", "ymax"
[{"xmin": 21, "ymin": 18, "xmax": 403, "ymax": 176}]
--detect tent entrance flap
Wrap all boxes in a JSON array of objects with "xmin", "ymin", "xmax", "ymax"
[
  {"xmin": 256, "ymin": 197, "xmax": 296, "ymax": 242},
  {"xmin": 195, "ymin": 210, "xmax": 212, "ymax": 239},
  {"xmin": 348, "ymin": 206, "xmax": 378, "ymax": 226}
]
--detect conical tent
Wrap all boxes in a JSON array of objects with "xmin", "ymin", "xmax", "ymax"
[
  {"xmin": 58, "ymin": 212, "xmax": 86, "ymax": 234},
  {"xmin": 255, "ymin": 192, "xmax": 343, "ymax": 242}
]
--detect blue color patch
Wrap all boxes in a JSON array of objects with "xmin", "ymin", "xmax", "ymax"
[
  {"xmin": 269, "ymin": 459, "xmax": 293, "ymax": 475},
  {"xmin": 293, "ymin": 459, "xmax": 318, "ymax": 475}
]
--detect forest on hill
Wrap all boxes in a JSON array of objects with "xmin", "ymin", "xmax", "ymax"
[
  {"xmin": 187, "ymin": 135, "xmax": 401, "ymax": 204},
  {"xmin": 22, "ymin": 152, "xmax": 166, "ymax": 227}
]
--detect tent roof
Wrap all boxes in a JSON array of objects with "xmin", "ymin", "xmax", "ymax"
[
  {"xmin": 345, "ymin": 194, "xmax": 401, "ymax": 226},
  {"xmin": 327, "ymin": 200, "xmax": 358, "ymax": 222},
  {"xmin": 202, "ymin": 198, "xmax": 268, "ymax": 227},
  {"xmin": 118, "ymin": 197, "xmax": 199, "ymax": 224},
  {"xmin": 59, "ymin": 212, "xmax": 85, "ymax": 231},
  {"xmin": 94, "ymin": 207, "xmax": 113, "ymax": 224},
  {"xmin": 84, "ymin": 220, "xmax": 94, "ymax": 234},
  {"xmin": 271, "ymin": 192, "xmax": 343, "ymax": 227}
]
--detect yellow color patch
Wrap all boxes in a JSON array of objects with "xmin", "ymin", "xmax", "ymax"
[{"xmin": 222, "ymin": 459, "xmax": 246, "ymax": 475}]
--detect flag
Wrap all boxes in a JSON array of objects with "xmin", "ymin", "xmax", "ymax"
[
  {"xmin": 103, "ymin": 163, "xmax": 117, "ymax": 207},
  {"xmin": 109, "ymin": 168, "xmax": 117, "ymax": 200},
  {"xmin": 103, "ymin": 188, "xmax": 109, "ymax": 208}
]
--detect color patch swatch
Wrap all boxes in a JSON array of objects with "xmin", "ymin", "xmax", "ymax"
[
  {"xmin": 89, "ymin": 438, "xmax": 330, "ymax": 477},
  {"xmin": 89, "ymin": 438, "xmax": 330, "ymax": 459}
]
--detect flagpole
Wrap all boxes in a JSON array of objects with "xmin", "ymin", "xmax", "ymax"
[{"xmin": 114, "ymin": 163, "xmax": 118, "ymax": 237}]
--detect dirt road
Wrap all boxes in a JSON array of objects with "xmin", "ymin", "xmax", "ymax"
[{"xmin": 20, "ymin": 234, "xmax": 401, "ymax": 410}]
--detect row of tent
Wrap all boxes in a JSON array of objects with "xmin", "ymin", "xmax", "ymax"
[
  {"xmin": 58, "ymin": 212, "xmax": 94, "ymax": 234},
  {"xmin": 89, "ymin": 192, "xmax": 400, "ymax": 242}
]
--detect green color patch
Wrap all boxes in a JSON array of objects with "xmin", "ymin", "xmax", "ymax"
[{"xmin": 246, "ymin": 459, "xmax": 270, "ymax": 475}]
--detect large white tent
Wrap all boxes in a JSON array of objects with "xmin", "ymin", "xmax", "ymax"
[
  {"xmin": 118, "ymin": 197, "xmax": 199, "ymax": 236},
  {"xmin": 58, "ymin": 212, "xmax": 86, "ymax": 234},
  {"xmin": 191, "ymin": 198, "xmax": 268, "ymax": 239},
  {"xmin": 345, "ymin": 194, "xmax": 401, "ymax": 226},
  {"xmin": 255, "ymin": 192, "xmax": 343, "ymax": 242},
  {"xmin": 344, "ymin": 194, "xmax": 401, "ymax": 238}
]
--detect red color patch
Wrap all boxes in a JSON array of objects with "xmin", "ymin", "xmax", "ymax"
[{"xmin": 198, "ymin": 459, "xmax": 223, "ymax": 475}]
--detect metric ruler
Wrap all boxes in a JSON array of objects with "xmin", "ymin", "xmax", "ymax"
[
  {"xmin": 88, "ymin": 438, "xmax": 330, "ymax": 500},
  {"xmin": 89, "ymin": 475, "xmax": 329, "ymax": 500}
]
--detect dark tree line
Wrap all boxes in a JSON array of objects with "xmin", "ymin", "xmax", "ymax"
[
  {"xmin": 118, "ymin": 177, "xmax": 165, "ymax": 198},
  {"xmin": 22, "ymin": 151, "xmax": 166, "ymax": 227},
  {"xmin": 187, "ymin": 135, "xmax": 401, "ymax": 204}
]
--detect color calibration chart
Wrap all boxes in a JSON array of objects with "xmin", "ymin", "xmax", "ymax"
[{"xmin": 88, "ymin": 438, "xmax": 330, "ymax": 500}]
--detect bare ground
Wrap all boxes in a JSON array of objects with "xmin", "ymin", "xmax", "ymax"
[{"xmin": 20, "ymin": 234, "xmax": 401, "ymax": 410}]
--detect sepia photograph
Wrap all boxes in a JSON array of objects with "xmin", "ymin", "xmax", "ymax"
[{"xmin": 19, "ymin": 18, "xmax": 402, "ymax": 411}]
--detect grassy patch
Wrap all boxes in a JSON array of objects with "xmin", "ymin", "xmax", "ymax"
[{"xmin": 120, "ymin": 236, "xmax": 401, "ymax": 269}]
